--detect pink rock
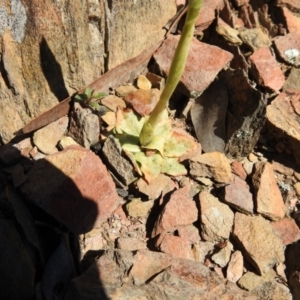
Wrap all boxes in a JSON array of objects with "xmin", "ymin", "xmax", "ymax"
[
  {"xmin": 130, "ymin": 250, "xmax": 172, "ymax": 285},
  {"xmin": 223, "ymin": 175, "xmax": 254, "ymax": 214},
  {"xmin": 33, "ymin": 116, "xmax": 68, "ymax": 154},
  {"xmin": 21, "ymin": 145, "xmax": 119, "ymax": 233},
  {"xmin": 274, "ymin": 32, "xmax": 300, "ymax": 66},
  {"xmin": 277, "ymin": 0, "xmax": 300, "ymax": 12},
  {"xmin": 252, "ymin": 162, "xmax": 286, "ymax": 221},
  {"xmin": 233, "ymin": 213, "xmax": 285, "ymax": 275},
  {"xmin": 117, "ymin": 237, "xmax": 147, "ymax": 251},
  {"xmin": 190, "ymin": 152, "xmax": 232, "ymax": 184},
  {"xmin": 231, "ymin": 161, "xmax": 247, "ymax": 180},
  {"xmin": 123, "ymin": 88, "xmax": 160, "ymax": 116},
  {"xmin": 249, "ymin": 47, "xmax": 285, "ymax": 92},
  {"xmin": 152, "ymin": 185, "xmax": 198, "ymax": 237},
  {"xmin": 198, "ymin": 190, "xmax": 234, "ymax": 242},
  {"xmin": 281, "ymin": 7, "xmax": 300, "ymax": 33},
  {"xmin": 271, "ymin": 218, "xmax": 300, "ymax": 245},
  {"xmin": 195, "ymin": 0, "xmax": 225, "ymax": 32},
  {"xmin": 177, "ymin": 224, "xmax": 201, "ymax": 244},
  {"xmin": 154, "ymin": 35, "xmax": 233, "ymax": 95},
  {"xmin": 156, "ymin": 233, "xmax": 194, "ymax": 260},
  {"xmin": 227, "ymin": 250, "xmax": 244, "ymax": 283}
]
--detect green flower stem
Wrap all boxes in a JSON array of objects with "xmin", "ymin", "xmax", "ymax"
[{"xmin": 139, "ymin": 0, "xmax": 203, "ymax": 146}]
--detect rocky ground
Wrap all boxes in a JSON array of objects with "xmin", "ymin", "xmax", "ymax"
[{"xmin": 1, "ymin": 0, "xmax": 300, "ymax": 299}]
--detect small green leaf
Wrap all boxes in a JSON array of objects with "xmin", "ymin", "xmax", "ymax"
[
  {"xmin": 89, "ymin": 102, "xmax": 101, "ymax": 110},
  {"xmin": 161, "ymin": 157, "xmax": 187, "ymax": 176},
  {"xmin": 74, "ymin": 94, "xmax": 88, "ymax": 101},
  {"xmin": 84, "ymin": 87, "xmax": 93, "ymax": 99},
  {"xmin": 93, "ymin": 92, "xmax": 108, "ymax": 99}
]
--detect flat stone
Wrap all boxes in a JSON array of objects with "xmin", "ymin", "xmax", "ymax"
[
  {"xmin": 59, "ymin": 136, "xmax": 80, "ymax": 149},
  {"xmin": 117, "ymin": 237, "xmax": 147, "ymax": 251},
  {"xmin": 177, "ymin": 224, "xmax": 201, "ymax": 244},
  {"xmin": 271, "ymin": 218, "xmax": 300, "ymax": 245},
  {"xmin": 252, "ymin": 162, "xmax": 286, "ymax": 220},
  {"xmin": 126, "ymin": 198, "xmax": 154, "ymax": 218},
  {"xmin": 198, "ymin": 190, "xmax": 234, "ymax": 242},
  {"xmin": 266, "ymin": 91, "xmax": 300, "ymax": 163},
  {"xmin": 152, "ymin": 185, "xmax": 198, "ymax": 237},
  {"xmin": 156, "ymin": 233, "xmax": 194, "ymax": 260},
  {"xmin": 233, "ymin": 213, "xmax": 285, "ymax": 275},
  {"xmin": 223, "ymin": 174, "xmax": 254, "ymax": 214},
  {"xmin": 124, "ymin": 88, "xmax": 160, "ymax": 116},
  {"xmin": 115, "ymin": 85, "xmax": 137, "ymax": 97},
  {"xmin": 239, "ymin": 27, "xmax": 271, "ymax": 51},
  {"xmin": 101, "ymin": 95, "xmax": 126, "ymax": 112},
  {"xmin": 190, "ymin": 80, "xmax": 228, "ymax": 153},
  {"xmin": 277, "ymin": 0, "xmax": 300, "ymax": 12},
  {"xmin": 283, "ymin": 67, "xmax": 300, "ymax": 91},
  {"xmin": 190, "ymin": 152, "xmax": 232, "ymax": 184},
  {"xmin": 154, "ymin": 35, "xmax": 233, "ymax": 96},
  {"xmin": 211, "ymin": 241, "xmax": 233, "ymax": 268},
  {"xmin": 136, "ymin": 174, "xmax": 176, "ymax": 200},
  {"xmin": 136, "ymin": 74, "xmax": 152, "ymax": 90},
  {"xmin": 231, "ymin": 161, "xmax": 247, "ymax": 180},
  {"xmin": 102, "ymin": 135, "xmax": 137, "ymax": 185},
  {"xmin": 227, "ymin": 250, "xmax": 244, "ymax": 283},
  {"xmin": 68, "ymin": 103, "xmax": 100, "ymax": 149},
  {"xmin": 252, "ymin": 281, "xmax": 292, "ymax": 300},
  {"xmin": 238, "ymin": 269, "xmax": 277, "ymax": 292},
  {"xmin": 195, "ymin": 0, "xmax": 225, "ymax": 32},
  {"xmin": 248, "ymin": 47, "xmax": 285, "ymax": 92},
  {"xmin": 281, "ymin": 7, "xmax": 300, "ymax": 33},
  {"xmin": 274, "ymin": 32, "xmax": 300, "ymax": 66},
  {"xmin": 21, "ymin": 145, "xmax": 119, "ymax": 233},
  {"xmin": 33, "ymin": 116, "xmax": 68, "ymax": 154}
]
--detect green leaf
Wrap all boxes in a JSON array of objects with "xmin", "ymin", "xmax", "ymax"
[
  {"xmin": 89, "ymin": 102, "xmax": 101, "ymax": 110},
  {"xmin": 84, "ymin": 87, "xmax": 93, "ymax": 99},
  {"xmin": 161, "ymin": 157, "xmax": 187, "ymax": 176},
  {"xmin": 134, "ymin": 152, "xmax": 163, "ymax": 183},
  {"xmin": 93, "ymin": 92, "xmax": 108, "ymax": 99},
  {"xmin": 115, "ymin": 109, "xmax": 145, "ymax": 137},
  {"xmin": 74, "ymin": 94, "xmax": 88, "ymax": 101}
]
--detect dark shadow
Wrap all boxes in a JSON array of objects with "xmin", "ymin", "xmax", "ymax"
[
  {"xmin": 0, "ymin": 144, "xmax": 110, "ymax": 300},
  {"xmin": 40, "ymin": 37, "xmax": 69, "ymax": 101}
]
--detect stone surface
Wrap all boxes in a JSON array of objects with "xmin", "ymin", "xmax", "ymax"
[
  {"xmin": 21, "ymin": 145, "xmax": 119, "ymax": 233},
  {"xmin": 274, "ymin": 32, "xmax": 300, "ymax": 66},
  {"xmin": 177, "ymin": 224, "xmax": 201, "ymax": 244},
  {"xmin": 238, "ymin": 269, "xmax": 277, "ymax": 292},
  {"xmin": 123, "ymin": 88, "xmax": 160, "ymax": 116},
  {"xmin": 101, "ymin": 95, "xmax": 126, "ymax": 112},
  {"xmin": 283, "ymin": 67, "xmax": 300, "ymax": 91},
  {"xmin": 190, "ymin": 152, "xmax": 232, "ymax": 184},
  {"xmin": 248, "ymin": 47, "xmax": 285, "ymax": 92},
  {"xmin": 252, "ymin": 162, "xmax": 286, "ymax": 220},
  {"xmin": 281, "ymin": 7, "xmax": 300, "ymax": 33},
  {"xmin": 277, "ymin": 0, "xmax": 300, "ymax": 12},
  {"xmin": 154, "ymin": 35, "xmax": 233, "ymax": 96},
  {"xmin": 152, "ymin": 186, "xmax": 198, "ymax": 237},
  {"xmin": 227, "ymin": 250, "xmax": 244, "ymax": 283},
  {"xmin": 191, "ymin": 80, "xmax": 228, "ymax": 153},
  {"xmin": 252, "ymin": 281, "xmax": 292, "ymax": 300},
  {"xmin": 102, "ymin": 135, "xmax": 137, "ymax": 185},
  {"xmin": 136, "ymin": 174, "xmax": 176, "ymax": 200},
  {"xmin": 58, "ymin": 136, "xmax": 80, "ymax": 149},
  {"xmin": 198, "ymin": 190, "xmax": 234, "ymax": 242},
  {"xmin": 266, "ymin": 91, "xmax": 300, "ymax": 163},
  {"xmin": 126, "ymin": 198, "xmax": 154, "ymax": 218},
  {"xmin": 68, "ymin": 103, "xmax": 100, "ymax": 149},
  {"xmin": 223, "ymin": 174, "xmax": 254, "ymax": 214},
  {"xmin": 231, "ymin": 161, "xmax": 247, "ymax": 180},
  {"xmin": 65, "ymin": 249, "xmax": 258, "ymax": 300},
  {"xmin": 271, "ymin": 218, "xmax": 300, "ymax": 245},
  {"xmin": 116, "ymin": 237, "xmax": 147, "ymax": 251},
  {"xmin": 195, "ymin": 0, "xmax": 225, "ymax": 32},
  {"xmin": 136, "ymin": 74, "xmax": 152, "ymax": 90},
  {"xmin": 156, "ymin": 233, "xmax": 194, "ymax": 260},
  {"xmin": 233, "ymin": 213, "xmax": 285, "ymax": 275},
  {"xmin": 33, "ymin": 116, "xmax": 68, "ymax": 154},
  {"xmin": 211, "ymin": 241, "xmax": 233, "ymax": 268}
]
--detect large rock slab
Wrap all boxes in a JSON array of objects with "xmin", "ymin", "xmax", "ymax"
[
  {"xmin": 154, "ymin": 35, "xmax": 233, "ymax": 96},
  {"xmin": 266, "ymin": 90, "xmax": 300, "ymax": 164},
  {"xmin": 65, "ymin": 249, "xmax": 258, "ymax": 300},
  {"xmin": 233, "ymin": 213, "xmax": 285, "ymax": 275},
  {"xmin": 21, "ymin": 145, "xmax": 118, "ymax": 233},
  {"xmin": 252, "ymin": 162, "xmax": 286, "ymax": 220}
]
